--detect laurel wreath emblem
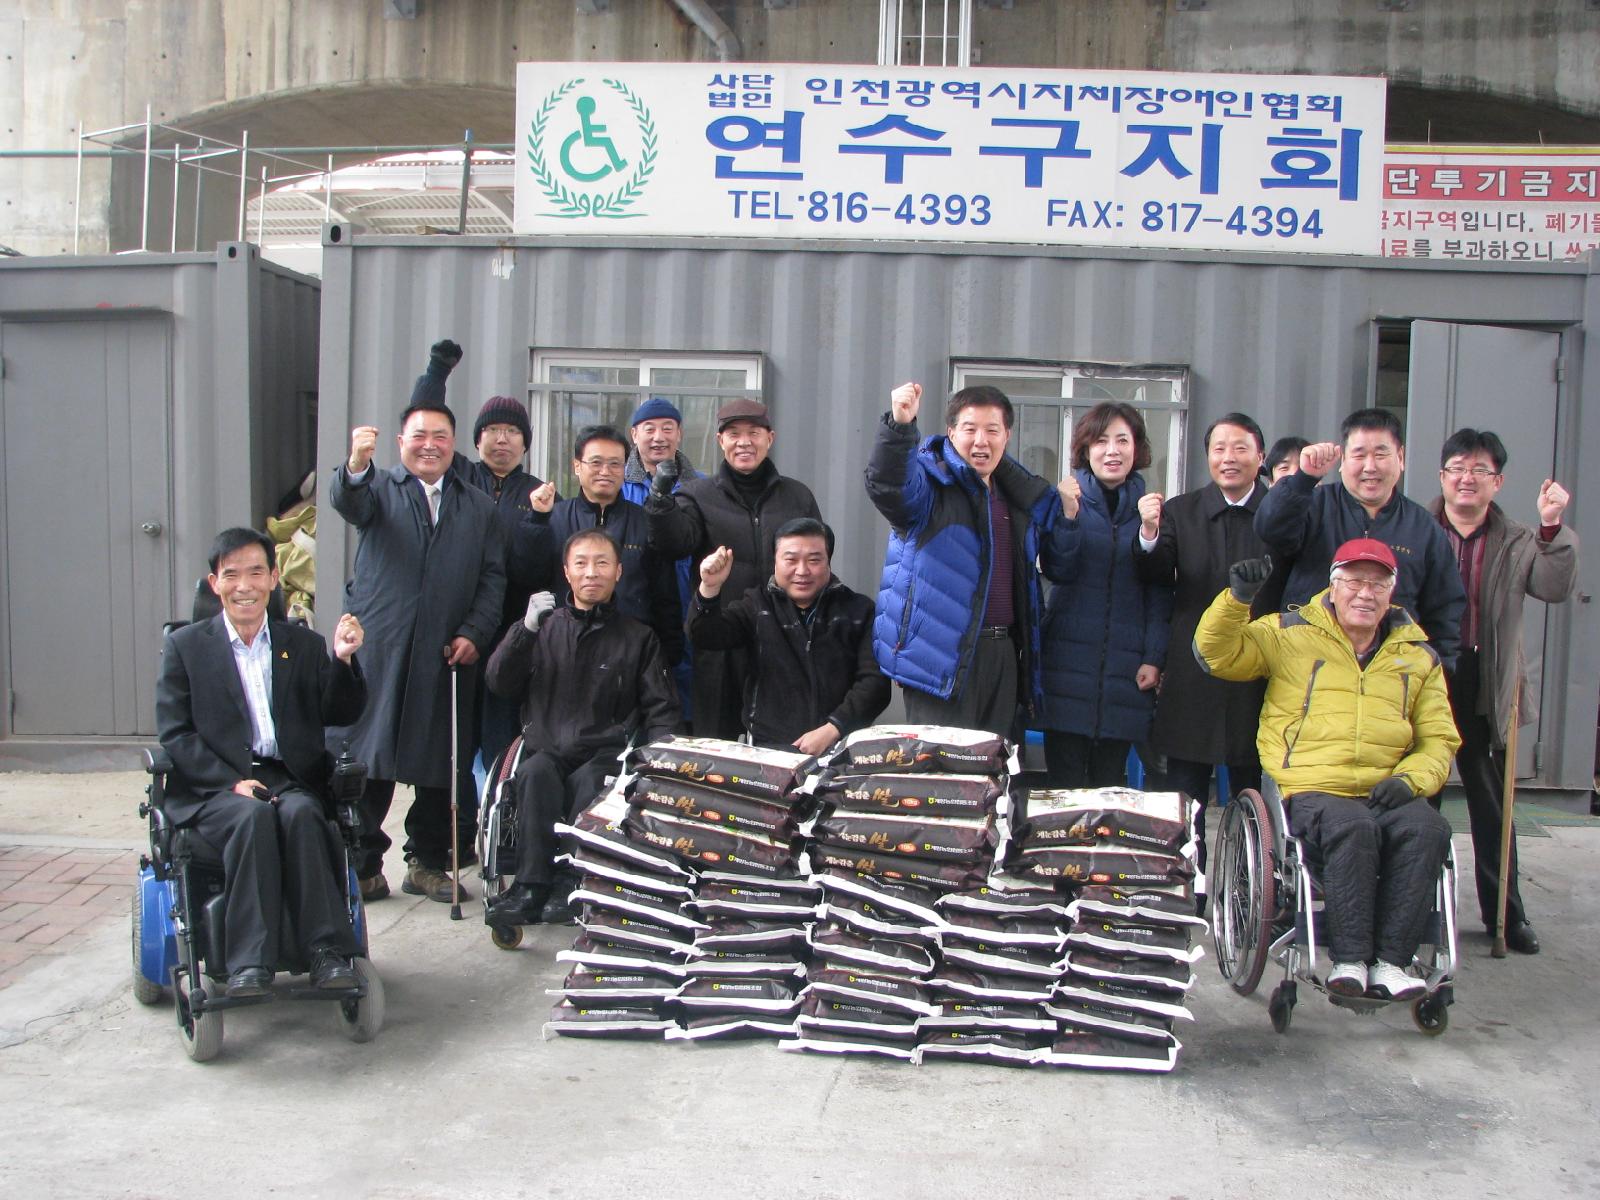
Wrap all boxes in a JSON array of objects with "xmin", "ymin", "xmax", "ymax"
[{"xmin": 527, "ymin": 77, "xmax": 658, "ymax": 219}]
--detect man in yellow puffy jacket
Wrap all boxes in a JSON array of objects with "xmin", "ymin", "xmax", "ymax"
[{"xmin": 1195, "ymin": 538, "xmax": 1460, "ymax": 1001}]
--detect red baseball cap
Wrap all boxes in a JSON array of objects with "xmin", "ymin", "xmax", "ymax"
[{"xmin": 1331, "ymin": 537, "xmax": 1397, "ymax": 574}]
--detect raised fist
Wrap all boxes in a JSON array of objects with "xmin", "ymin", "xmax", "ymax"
[
  {"xmin": 1058, "ymin": 475, "xmax": 1082, "ymax": 520},
  {"xmin": 529, "ymin": 482, "xmax": 556, "ymax": 513},
  {"xmin": 348, "ymin": 426, "xmax": 379, "ymax": 474},
  {"xmin": 890, "ymin": 382, "xmax": 922, "ymax": 426},
  {"xmin": 1137, "ymin": 492, "xmax": 1164, "ymax": 539},
  {"xmin": 524, "ymin": 591, "xmax": 557, "ymax": 632},
  {"xmin": 1538, "ymin": 478, "xmax": 1569, "ymax": 526},
  {"xmin": 699, "ymin": 546, "xmax": 734, "ymax": 597},
  {"xmin": 1228, "ymin": 555, "xmax": 1273, "ymax": 604},
  {"xmin": 1299, "ymin": 442, "xmax": 1342, "ymax": 479}
]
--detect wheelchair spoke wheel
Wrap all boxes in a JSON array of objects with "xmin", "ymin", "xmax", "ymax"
[
  {"xmin": 1210, "ymin": 788, "xmax": 1276, "ymax": 997},
  {"xmin": 130, "ymin": 886, "xmax": 166, "ymax": 1006},
  {"xmin": 174, "ymin": 969, "xmax": 223, "ymax": 1062},
  {"xmin": 332, "ymin": 957, "xmax": 385, "ymax": 1043}
]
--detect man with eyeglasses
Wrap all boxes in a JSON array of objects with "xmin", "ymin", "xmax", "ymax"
[
  {"xmin": 1429, "ymin": 428, "xmax": 1578, "ymax": 956},
  {"xmin": 1255, "ymin": 407, "xmax": 1466, "ymax": 668},
  {"xmin": 532, "ymin": 425, "xmax": 684, "ymax": 669},
  {"xmin": 1196, "ymin": 539, "xmax": 1459, "ymax": 1000}
]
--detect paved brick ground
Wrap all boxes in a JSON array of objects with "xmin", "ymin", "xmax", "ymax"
[{"xmin": 0, "ymin": 844, "xmax": 136, "ymax": 990}]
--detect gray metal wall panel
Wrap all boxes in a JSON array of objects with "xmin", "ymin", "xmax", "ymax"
[
  {"xmin": 0, "ymin": 248, "xmax": 319, "ymax": 749},
  {"xmin": 317, "ymin": 234, "xmax": 1596, "ymax": 788}
]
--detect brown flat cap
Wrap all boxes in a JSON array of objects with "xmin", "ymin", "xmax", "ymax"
[{"xmin": 716, "ymin": 398, "xmax": 772, "ymax": 432}]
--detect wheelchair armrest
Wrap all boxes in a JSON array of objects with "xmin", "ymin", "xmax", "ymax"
[{"xmin": 143, "ymin": 747, "xmax": 174, "ymax": 776}]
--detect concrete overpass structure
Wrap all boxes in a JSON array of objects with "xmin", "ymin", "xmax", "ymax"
[{"xmin": 6, "ymin": 0, "xmax": 1600, "ymax": 256}]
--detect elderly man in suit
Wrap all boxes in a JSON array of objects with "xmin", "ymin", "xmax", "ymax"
[{"xmin": 156, "ymin": 528, "xmax": 368, "ymax": 998}]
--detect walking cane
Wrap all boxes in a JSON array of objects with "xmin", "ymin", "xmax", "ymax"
[
  {"xmin": 1491, "ymin": 696, "xmax": 1519, "ymax": 958},
  {"xmin": 449, "ymin": 664, "xmax": 464, "ymax": 922}
]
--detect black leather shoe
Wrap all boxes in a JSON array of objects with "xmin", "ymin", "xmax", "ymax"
[
  {"xmin": 539, "ymin": 889, "xmax": 579, "ymax": 925},
  {"xmin": 486, "ymin": 882, "xmax": 548, "ymax": 926},
  {"xmin": 309, "ymin": 947, "xmax": 360, "ymax": 990},
  {"xmin": 226, "ymin": 966, "xmax": 272, "ymax": 997},
  {"xmin": 1504, "ymin": 922, "xmax": 1541, "ymax": 955}
]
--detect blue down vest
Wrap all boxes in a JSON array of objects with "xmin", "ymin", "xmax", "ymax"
[{"xmin": 865, "ymin": 414, "xmax": 1058, "ymax": 711}]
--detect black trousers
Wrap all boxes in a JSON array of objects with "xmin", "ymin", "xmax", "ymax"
[
  {"xmin": 357, "ymin": 779, "xmax": 452, "ymax": 876},
  {"xmin": 1043, "ymin": 732, "xmax": 1129, "ymax": 789},
  {"xmin": 1164, "ymin": 755, "xmax": 1263, "ymax": 877},
  {"xmin": 1287, "ymin": 791, "xmax": 1452, "ymax": 965},
  {"xmin": 511, "ymin": 749, "xmax": 618, "ymax": 886},
  {"xmin": 902, "ymin": 630, "xmax": 1020, "ymax": 739},
  {"xmin": 1446, "ymin": 650, "xmax": 1527, "ymax": 929},
  {"xmin": 191, "ymin": 765, "xmax": 356, "ymax": 974}
]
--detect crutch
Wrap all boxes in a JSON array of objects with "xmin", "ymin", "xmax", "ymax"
[
  {"xmin": 1491, "ymin": 696, "xmax": 1519, "ymax": 959},
  {"xmin": 449, "ymin": 664, "xmax": 464, "ymax": 922}
]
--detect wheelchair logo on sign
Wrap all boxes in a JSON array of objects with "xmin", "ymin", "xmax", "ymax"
[{"xmin": 527, "ymin": 78, "xmax": 658, "ymax": 219}]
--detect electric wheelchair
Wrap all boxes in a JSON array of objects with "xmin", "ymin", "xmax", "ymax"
[
  {"xmin": 131, "ymin": 579, "xmax": 384, "ymax": 1061},
  {"xmin": 1209, "ymin": 780, "xmax": 1457, "ymax": 1036}
]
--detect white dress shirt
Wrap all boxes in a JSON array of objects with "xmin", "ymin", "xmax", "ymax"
[{"xmin": 224, "ymin": 615, "xmax": 277, "ymax": 759}]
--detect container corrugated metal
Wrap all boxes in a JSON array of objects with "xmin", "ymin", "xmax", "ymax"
[{"xmin": 318, "ymin": 229, "xmax": 1600, "ymax": 793}]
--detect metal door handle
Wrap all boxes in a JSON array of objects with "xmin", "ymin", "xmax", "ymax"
[{"xmin": 140, "ymin": 521, "xmax": 164, "ymax": 537}]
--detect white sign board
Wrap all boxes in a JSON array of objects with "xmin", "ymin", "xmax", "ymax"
[
  {"xmin": 1381, "ymin": 147, "xmax": 1600, "ymax": 263},
  {"xmin": 514, "ymin": 63, "xmax": 1385, "ymax": 255}
]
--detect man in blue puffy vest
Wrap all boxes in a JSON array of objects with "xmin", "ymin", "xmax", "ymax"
[{"xmin": 865, "ymin": 381, "xmax": 1063, "ymax": 737}]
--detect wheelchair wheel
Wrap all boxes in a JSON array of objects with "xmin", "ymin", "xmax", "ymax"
[
  {"xmin": 332, "ymin": 957, "xmax": 385, "ymax": 1043},
  {"xmin": 174, "ymin": 969, "xmax": 223, "ymax": 1062},
  {"xmin": 1211, "ymin": 788, "xmax": 1276, "ymax": 997},
  {"xmin": 489, "ymin": 923, "xmax": 524, "ymax": 951},
  {"xmin": 130, "ymin": 888, "xmax": 165, "ymax": 1006},
  {"xmin": 1412, "ymin": 994, "xmax": 1449, "ymax": 1037}
]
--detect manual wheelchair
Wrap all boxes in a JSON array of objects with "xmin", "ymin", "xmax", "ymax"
[
  {"xmin": 132, "ymin": 746, "xmax": 385, "ymax": 1062},
  {"xmin": 1210, "ymin": 781, "xmax": 1457, "ymax": 1036}
]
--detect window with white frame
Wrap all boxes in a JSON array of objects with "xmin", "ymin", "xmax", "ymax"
[
  {"xmin": 529, "ymin": 351, "xmax": 764, "ymax": 495},
  {"xmin": 950, "ymin": 360, "xmax": 1190, "ymax": 497}
]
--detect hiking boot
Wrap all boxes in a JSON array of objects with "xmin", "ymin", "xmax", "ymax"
[
  {"xmin": 1368, "ymin": 960, "xmax": 1424, "ymax": 999},
  {"xmin": 1327, "ymin": 961, "xmax": 1367, "ymax": 996},
  {"xmin": 402, "ymin": 861, "xmax": 472, "ymax": 903}
]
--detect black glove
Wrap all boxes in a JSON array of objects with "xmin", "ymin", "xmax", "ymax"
[
  {"xmin": 1228, "ymin": 555, "xmax": 1273, "ymax": 604},
  {"xmin": 426, "ymin": 339, "xmax": 463, "ymax": 380},
  {"xmin": 1369, "ymin": 777, "xmax": 1416, "ymax": 810},
  {"xmin": 651, "ymin": 458, "xmax": 679, "ymax": 496}
]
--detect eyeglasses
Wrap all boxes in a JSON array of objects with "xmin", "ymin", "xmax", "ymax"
[
  {"xmin": 1442, "ymin": 465, "xmax": 1500, "ymax": 479},
  {"xmin": 578, "ymin": 458, "xmax": 625, "ymax": 473},
  {"xmin": 1332, "ymin": 576, "xmax": 1395, "ymax": 596}
]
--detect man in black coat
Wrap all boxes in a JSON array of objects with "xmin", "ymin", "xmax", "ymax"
[
  {"xmin": 484, "ymin": 528, "xmax": 680, "ymax": 925},
  {"xmin": 453, "ymin": 388, "xmax": 559, "ymax": 767},
  {"xmin": 689, "ymin": 518, "xmax": 890, "ymax": 754},
  {"xmin": 1254, "ymin": 407, "xmax": 1466, "ymax": 668},
  {"xmin": 1134, "ymin": 413, "xmax": 1270, "ymax": 884},
  {"xmin": 535, "ymin": 424, "xmax": 683, "ymax": 666},
  {"xmin": 329, "ymin": 384, "xmax": 507, "ymax": 904},
  {"xmin": 156, "ymin": 529, "xmax": 367, "ymax": 997},
  {"xmin": 644, "ymin": 398, "xmax": 822, "ymax": 738}
]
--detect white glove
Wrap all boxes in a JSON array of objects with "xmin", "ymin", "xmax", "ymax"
[{"xmin": 524, "ymin": 591, "xmax": 556, "ymax": 632}]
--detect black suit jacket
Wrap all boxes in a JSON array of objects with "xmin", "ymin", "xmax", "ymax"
[{"xmin": 156, "ymin": 615, "xmax": 366, "ymax": 825}]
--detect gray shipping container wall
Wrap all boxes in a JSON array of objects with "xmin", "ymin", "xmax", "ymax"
[
  {"xmin": 317, "ymin": 230, "xmax": 1600, "ymax": 795},
  {"xmin": 0, "ymin": 244, "xmax": 320, "ymax": 762}
]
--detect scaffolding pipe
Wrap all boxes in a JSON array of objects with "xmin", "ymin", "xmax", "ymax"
[
  {"xmin": 237, "ymin": 129, "xmax": 249, "ymax": 241},
  {"xmin": 457, "ymin": 130, "xmax": 474, "ymax": 235},
  {"xmin": 73, "ymin": 121, "xmax": 84, "ymax": 254},
  {"xmin": 140, "ymin": 105, "xmax": 153, "ymax": 252}
]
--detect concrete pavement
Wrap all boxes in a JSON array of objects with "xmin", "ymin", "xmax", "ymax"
[{"xmin": 1, "ymin": 771, "xmax": 1597, "ymax": 1199}]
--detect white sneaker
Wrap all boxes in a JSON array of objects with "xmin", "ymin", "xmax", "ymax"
[
  {"xmin": 1368, "ymin": 960, "xmax": 1425, "ymax": 999},
  {"xmin": 1327, "ymin": 961, "xmax": 1367, "ymax": 996}
]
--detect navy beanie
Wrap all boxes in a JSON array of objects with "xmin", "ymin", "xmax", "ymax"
[
  {"xmin": 474, "ymin": 395, "xmax": 533, "ymax": 447},
  {"xmin": 630, "ymin": 396, "xmax": 683, "ymax": 427}
]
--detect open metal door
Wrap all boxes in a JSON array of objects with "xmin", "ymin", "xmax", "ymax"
[{"xmin": 1404, "ymin": 320, "xmax": 1562, "ymax": 779}]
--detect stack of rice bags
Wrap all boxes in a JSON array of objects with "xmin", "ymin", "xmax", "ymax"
[
  {"xmin": 1008, "ymin": 788, "xmax": 1205, "ymax": 1073},
  {"xmin": 550, "ymin": 737, "xmax": 818, "ymax": 1041},
  {"xmin": 792, "ymin": 725, "xmax": 1015, "ymax": 1061}
]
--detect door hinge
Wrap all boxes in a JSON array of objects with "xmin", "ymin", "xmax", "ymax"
[
  {"xmin": 1532, "ymin": 740, "xmax": 1543, "ymax": 773},
  {"xmin": 1555, "ymin": 359, "xmax": 1565, "ymax": 384},
  {"xmin": 7, "ymin": 690, "xmax": 14, "ymax": 721},
  {"xmin": 0, "ymin": 355, "xmax": 6, "ymax": 379}
]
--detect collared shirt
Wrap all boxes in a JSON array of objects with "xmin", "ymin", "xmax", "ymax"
[
  {"xmin": 983, "ymin": 485, "xmax": 1016, "ymax": 628},
  {"xmin": 224, "ymin": 615, "xmax": 277, "ymax": 759},
  {"xmin": 422, "ymin": 480, "xmax": 442, "ymax": 525},
  {"xmin": 1438, "ymin": 514, "xmax": 1488, "ymax": 652}
]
